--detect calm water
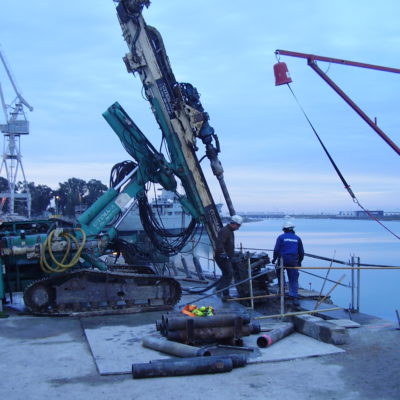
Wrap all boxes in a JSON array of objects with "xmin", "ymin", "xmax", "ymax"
[{"xmin": 191, "ymin": 218, "xmax": 400, "ymax": 322}]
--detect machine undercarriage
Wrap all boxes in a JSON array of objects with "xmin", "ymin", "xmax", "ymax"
[{"xmin": 23, "ymin": 268, "xmax": 181, "ymax": 317}]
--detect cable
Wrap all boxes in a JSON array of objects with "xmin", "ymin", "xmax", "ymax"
[
  {"xmin": 182, "ymin": 279, "xmax": 219, "ymax": 295},
  {"xmin": 286, "ymin": 83, "xmax": 400, "ymax": 241},
  {"xmin": 137, "ymin": 192, "xmax": 199, "ymax": 256},
  {"xmin": 109, "ymin": 160, "xmax": 138, "ymax": 188}
]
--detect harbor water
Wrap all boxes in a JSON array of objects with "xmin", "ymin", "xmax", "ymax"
[{"xmin": 190, "ymin": 218, "xmax": 400, "ymax": 322}]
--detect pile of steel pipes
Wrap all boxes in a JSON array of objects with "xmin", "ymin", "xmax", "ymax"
[{"xmin": 156, "ymin": 311, "xmax": 260, "ymax": 345}]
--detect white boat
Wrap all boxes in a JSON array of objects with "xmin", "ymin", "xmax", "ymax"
[
  {"xmin": 117, "ymin": 189, "xmax": 223, "ymax": 234},
  {"xmin": 117, "ymin": 189, "xmax": 195, "ymax": 234}
]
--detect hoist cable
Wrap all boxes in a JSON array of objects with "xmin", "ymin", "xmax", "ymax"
[{"xmin": 286, "ymin": 84, "xmax": 400, "ymax": 241}]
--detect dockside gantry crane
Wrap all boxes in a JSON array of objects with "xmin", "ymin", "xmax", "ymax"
[{"xmin": 0, "ymin": 49, "xmax": 32, "ymax": 218}]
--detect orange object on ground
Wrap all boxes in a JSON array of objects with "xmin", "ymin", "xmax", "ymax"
[{"xmin": 181, "ymin": 304, "xmax": 197, "ymax": 317}]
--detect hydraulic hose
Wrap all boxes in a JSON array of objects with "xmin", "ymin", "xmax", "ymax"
[
  {"xmin": 40, "ymin": 228, "xmax": 87, "ymax": 273},
  {"xmin": 182, "ymin": 278, "xmax": 219, "ymax": 295}
]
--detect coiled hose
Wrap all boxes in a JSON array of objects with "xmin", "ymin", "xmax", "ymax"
[{"xmin": 40, "ymin": 228, "xmax": 87, "ymax": 273}]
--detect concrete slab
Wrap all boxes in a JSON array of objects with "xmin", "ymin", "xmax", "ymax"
[
  {"xmin": 2, "ymin": 304, "xmax": 399, "ymax": 400},
  {"xmin": 83, "ymin": 319, "xmax": 344, "ymax": 375},
  {"xmin": 328, "ymin": 319, "xmax": 361, "ymax": 328},
  {"xmin": 0, "ymin": 315, "xmax": 96, "ymax": 399},
  {"xmin": 84, "ymin": 323, "xmax": 170, "ymax": 375},
  {"xmin": 244, "ymin": 332, "xmax": 345, "ymax": 364}
]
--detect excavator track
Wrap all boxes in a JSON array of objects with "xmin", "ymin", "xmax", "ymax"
[{"xmin": 23, "ymin": 269, "xmax": 181, "ymax": 317}]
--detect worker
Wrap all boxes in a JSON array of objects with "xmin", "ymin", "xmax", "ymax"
[
  {"xmin": 272, "ymin": 221, "xmax": 304, "ymax": 304},
  {"xmin": 214, "ymin": 214, "xmax": 243, "ymax": 301}
]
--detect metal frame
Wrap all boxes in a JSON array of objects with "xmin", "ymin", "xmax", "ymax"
[{"xmin": 275, "ymin": 49, "xmax": 400, "ymax": 156}]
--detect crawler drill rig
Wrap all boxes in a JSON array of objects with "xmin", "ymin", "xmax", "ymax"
[{"xmin": 0, "ymin": 1, "xmax": 271, "ymax": 316}]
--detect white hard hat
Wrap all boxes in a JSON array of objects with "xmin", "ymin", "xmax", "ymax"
[
  {"xmin": 283, "ymin": 221, "xmax": 295, "ymax": 229},
  {"xmin": 230, "ymin": 215, "xmax": 243, "ymax": 225}
]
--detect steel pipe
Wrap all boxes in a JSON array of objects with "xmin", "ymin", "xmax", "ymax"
[
  {"xmin": 165, "ymin": 324, "xmax": 256, "ymax": 343},
  {"xmin": 132, "ymin": 356, "xmax": 234, "ymax": 379},
  {"xmin": 142, "ymin": 336, "xmax": 211, "ymax": 357},
  {"xmin": 256, "ymin": 323, "xmax": 294, "ymax": 348},
  {"xmin": 163, "ymin": 313, "xmax": 251, "ymax": 331},
  {"xmin": 149, "ymin": 354, "xmax": 247, "ymax": 368}
]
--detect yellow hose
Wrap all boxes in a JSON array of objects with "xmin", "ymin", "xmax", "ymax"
[{"xmin": 40, "ymin": 228, "xmax": 87, "ymax": 273}]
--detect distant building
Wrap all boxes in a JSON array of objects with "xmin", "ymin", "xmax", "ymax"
[
  {"xmin": 337, "ymin": 210, "xmax": 384, "ymax": 218},
  {"xmin": 337, "ymin": 211, "xmax": 357, "ymax": 217},
  {"xmin": 238, "ymin": 211, "xmax": 285, "ymax": 218},
  {"xmin": 384, "ymin": 211, "xmax": 400, "ymax": 217},
  {"xmin": 355, "ymin": 210, "xmax": 384, "ymax": 218}
]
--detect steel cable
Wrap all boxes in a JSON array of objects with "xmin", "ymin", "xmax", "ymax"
[{"xmin": 286, "ymin": 83, "xmax": 400, "ymax": 241}]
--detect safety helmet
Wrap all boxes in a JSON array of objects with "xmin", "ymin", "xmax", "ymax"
[
  {"xmin": 283, "ymin": 221, "xmax": 295, "ymax": 229},
  {"xmin": 230, "ymin": 215, "xmax": 243, "ymax": 225}
]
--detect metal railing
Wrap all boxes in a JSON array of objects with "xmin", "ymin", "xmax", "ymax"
[{"xmin": 178, "ymin": 239, "xmax": 400, "ymax": 318}]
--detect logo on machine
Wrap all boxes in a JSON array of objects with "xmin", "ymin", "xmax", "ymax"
[{"xmin": 156, "ymin": 79, "xmax": 175, "ymax": 118}]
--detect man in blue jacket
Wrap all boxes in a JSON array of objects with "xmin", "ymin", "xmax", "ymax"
[{"xmin": 272, "ymin": 221, "xmax": 304, "ymax": 303}]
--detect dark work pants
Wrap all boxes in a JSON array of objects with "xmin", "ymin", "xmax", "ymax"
[
  {"xmin": 286, "ymin": 267, "xmax": 300, "ymax": 297},
  {"xmin": 277, "ymin": 257, "xmax": 300, "ymax": 298},
  {"xmin": 215, "ymin": 257, "xmax": 233, "ymax": 297}
]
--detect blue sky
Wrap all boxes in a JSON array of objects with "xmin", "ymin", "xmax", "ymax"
[{"xmin": 0, "ymin": 0, "xmax": 399, "ymax": 213}]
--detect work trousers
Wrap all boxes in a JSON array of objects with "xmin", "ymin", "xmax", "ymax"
[
  {"xmin": 277, "ymin": 257, "xmax": 300, "ymax": 298},
  {"xmin": 215, "ymin": 257, "xmax": 233, "ymax": 297},
  {"xmin": 286, "ymin": 267, "xmax": 299, "ymax": 297}
]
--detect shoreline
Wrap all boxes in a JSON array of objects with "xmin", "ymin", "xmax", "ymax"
[{"xmin": 241, "ymin": 215, "xmax": 400, "ymax": 221}]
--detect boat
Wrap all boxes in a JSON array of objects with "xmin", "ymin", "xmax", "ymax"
[{"xmin": 116, "ymin": 189, "xmax": 223, "ymax": 234}]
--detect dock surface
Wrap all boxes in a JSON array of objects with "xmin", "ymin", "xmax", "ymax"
[{"xmin": 1, "ymin": 292, "xmax": 399, "ymax": 400}]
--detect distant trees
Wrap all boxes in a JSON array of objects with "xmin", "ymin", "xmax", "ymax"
[
  {"xmin": 84, "ymin": 179, "xmax": 108, "ymax": 206},
  {"xmin": 0, "ymin": 180, "xmax": 53, "ymax": 216},
  {"xmin": 56, "ymin": 178, "xmax": 108, "ymax": 217},
  {"xmin": 57, "ymin": 178, "xmax": 87, "ymax": 216},
  {"xmin": 27, "ymin": 182, "xmax": 53, "ymax": 215},
  {"xmin": 0, "ymin": 177, "xmax": 8, "ymax": 191},
  {"xmin": 0, "ymin": 177, "xmax": 108, "ymax": 218},
  {"xmin": 0, "ymin": 176, "xmax": 10, "ymax": 211}
]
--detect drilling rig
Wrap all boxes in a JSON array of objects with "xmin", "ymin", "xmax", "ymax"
[{"xmin": 0, "ymin": 1, "xmax": 272, "ymax": 316}]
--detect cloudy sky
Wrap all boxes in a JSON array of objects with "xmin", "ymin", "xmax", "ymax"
[{"xmin": 1, "ymin": 0, "xmax": 399, "ymax": 214}]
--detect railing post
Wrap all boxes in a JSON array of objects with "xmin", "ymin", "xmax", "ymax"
[
  {"xmin": 350, "ymin": 256, "xmax": 355, "ymax": 312},
  {"xmin": 350, "ymin": 255, "xmax": 360, "ymax": 313},
  {"xmin": 279, "ymin": 259, "xmax": 285, "ymax": 319},
  {"xmin": 247, "ymin": 254, "xmax": 254, "ymax": 310},
  {"xmin": 356, "ymin": 256, "xmax": 361, "ymax": 313}
]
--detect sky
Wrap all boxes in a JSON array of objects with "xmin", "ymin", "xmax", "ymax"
[{"xmin": 0, "ymin": 0, "xmax": 399, "ymax": 214}]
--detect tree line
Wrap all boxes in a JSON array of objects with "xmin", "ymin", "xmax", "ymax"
[{"xmin": 0, "ymin": 177, "xmax": 108, "ymax": 217}]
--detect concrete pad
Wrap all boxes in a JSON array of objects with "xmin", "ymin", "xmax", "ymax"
[
  {"xmin": 83, "ymin": 323, "xmax": 170, "ymax": 375},
  {"xmin": 0, "ymin": 315, "xmax": 95, "ymax": 398},
  {"xmin": 328, "ymin": 319, "xmax": 361, "ymax": 328},
  {"xmin": 84, "ymin": 321, "xmax": 344, "ymax": 375},
  {"xmin": 243, "ymin": 332, "xmax": 344, "ymax": 364}
]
